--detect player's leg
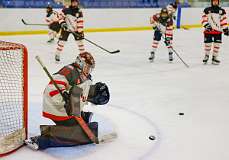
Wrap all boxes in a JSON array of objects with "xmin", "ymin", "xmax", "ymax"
[
  {"xmin": 212, "ymin": 34, "xmax": 222, "ymax": 65},
  {"xmin": 25, "ymin": 122, "xmax": 98, "ymax": 150},
  {"xmin": 164, "ymin": 36, "xmax": 173, "ymax": 62},
  {"xmin": 73, "ymin": 32, "xmax": 85, "ymax": 54},
  {"xmin": 203, "ymin": 34, "xmax": 212, "ymax": 64},
  {"xmin": 47, "ymin": 30, "xmax": 55, "ymax": 43},
  {"xmin": 55, "ymin": 30, "xmax": 70, "ymax": 62},
  {"xmin": 149, "ymin": 30, "xmax": 162, "ymax": 61}
]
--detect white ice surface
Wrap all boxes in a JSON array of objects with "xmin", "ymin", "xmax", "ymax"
[{"xmin": 1, "ymin": 28, "xmax": 229, "ymax": 160}]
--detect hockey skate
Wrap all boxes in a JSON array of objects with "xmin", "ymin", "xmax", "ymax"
[
  {"xmin": 149, "ymin": 51, "xmax": 155, "ymax": 62},
  {"xmin": 212, "ymin": 56, "xmax": 220, "ymax": 65},
  {"xmin": 203, "ymin": 55, "xmax": 209, "ymax": 64},
  {"xmin": 24, "ymin": 136, "xmax": 39, "ymax": 150},
  {"xmin": 169, "ymin": 52, "xmax": 173, "ymax": 62},
  {"xmin": 55, "ymin": 54, "xmax": 60, "ymax": 62},
  {"xmin": 47, "ymin": 38, "xmax": 54, "ymax": 43}
]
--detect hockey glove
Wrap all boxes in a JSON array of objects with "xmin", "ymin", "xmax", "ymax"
[
  {"xmin": 204, "ymin": 23, "xmax": 212, "ymax": 31},
  {"xmin": 60, "ymin": 22, "xmax": 68, "ymax": 30},
  {"xmin": 223, "ymin": 28, "xmax": 229, "ymax": 36},
  {"xmin": 77, "ymin": 32, "xmax": 84, "ymax": 40},
  {"xmin": 88, "ymin": 82, "xmax": 110, "ymax": 105},
  {"xmin": 153, "ymin": 26, "xmax": 159, "ymax": 31}
]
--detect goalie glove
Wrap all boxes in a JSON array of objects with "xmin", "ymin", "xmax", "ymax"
[
  {"xmin": 223, "ymin": 28, "xmax": 229, "ymax": 36},
  {"xmin": 204, "ymin": 23, "xmax": 212, "ymax": 31},
  {"xmin": 88, "ymin": 82, "xmax": 110, "ymax": 105}
]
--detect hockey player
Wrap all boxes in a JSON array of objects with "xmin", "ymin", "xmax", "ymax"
[
  {"xmin": 55, "ymin": 0, "xmax": 85, "ymax": 62},
  {"xmin": 45, "ymin": 5, "xmax": 61, "ymax": 43},
  {"xmin": 201, "ymin": 0, "xmax": 229, "ymax": 65},
  {"xmin": 24, "ymin": 52, "xmax": 110, "ymax": 150},
  {"xmin": 149, "ymin": 8, "xmax": 174, "ymax": 62}
]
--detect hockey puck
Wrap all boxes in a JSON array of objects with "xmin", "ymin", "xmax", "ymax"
[
  {"xmin": 179, "ymin": 112, "xmax": 184, "ymax": 115},
  {"xmin": 149, "ymin": 135, "xmax": 156, "ymax": 140}
]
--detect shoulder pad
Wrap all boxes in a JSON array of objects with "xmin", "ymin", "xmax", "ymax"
[
  {"xmin": 203, "ymin": 7, "xmax": 211, "ymax": 14},
  {"xmin": 219, "ymin": 8, "xmax": 226, "ymax": 15}
]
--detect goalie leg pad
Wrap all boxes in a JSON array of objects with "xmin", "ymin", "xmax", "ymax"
[{"xmin": 38, "ymin": 122, "xmax": 98, "ymax": 149}]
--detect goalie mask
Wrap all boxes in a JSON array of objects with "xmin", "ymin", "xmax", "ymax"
[{"xmin": 75, "ymin": 52, "xmax": 95, "ymax": 77}]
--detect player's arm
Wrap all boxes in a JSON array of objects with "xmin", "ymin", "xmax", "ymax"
[
  {"xmin": 220, "ymin": 8, "xmax": 229, "ymax": 36},
  {"xmin": 202, "ymin": 8, "xmax": 212, "ymax": 31}
]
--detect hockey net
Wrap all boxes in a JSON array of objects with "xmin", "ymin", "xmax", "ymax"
[{"xmin": 0, "ymin": 41, "xmax": 28, "ymax": 156}]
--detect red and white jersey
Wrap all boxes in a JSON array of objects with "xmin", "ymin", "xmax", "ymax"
[
  {"xmin": 150, "ymin": 13, "xmax": 173, "ymax": 38},
  {"xmin": 45, "ymin": 11, "xmax": 59, "ymax": 25},
  {"xmin": 202, "ymin": 6, "xmax": 228, "ymax": 34},
  {"xmin": 42, "ymin": 64, "xmax": 92, "ymax": 121},
  {"xmin": 58, "ymin": 6, "xmax": 84, "ymax": 32}
]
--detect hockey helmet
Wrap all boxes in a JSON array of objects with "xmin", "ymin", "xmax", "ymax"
[
  {"xmin": 71, "ymin": 0, "xmax": 79, "ymax": 3},
  {"xmin": 46, "ymin": 5, "xmax": 53, "ymax": 12},
  {"xmin": 160, "ymin": 8, "xmax": 169, "ymax": 19},
  {"xmin": 211, "ymin": 0, "xmax": 219, "ymax": 6},
  {"xmin": 75, "ymin": 52, "xmax": 95, "ymax": 76}
]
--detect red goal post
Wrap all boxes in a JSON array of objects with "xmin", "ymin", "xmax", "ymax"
[{"xmin": 0, "ymin": 40, "xmax": 28, "ymax": 157}]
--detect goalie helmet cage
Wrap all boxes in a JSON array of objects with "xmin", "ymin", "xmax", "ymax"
[{"xmin": 0, "ymin": 40, "xmax": 28, "ymax": 157}]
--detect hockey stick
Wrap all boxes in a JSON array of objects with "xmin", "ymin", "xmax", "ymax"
[
  {"xmin": 162, "ymin": 36, "xmax": 189, "ymax": 68},
  {"xmin": 35, "ymin": 56, "xmax": 99, "ymax": 144},
  {"xmin": 21, "ymin": 19, "xmax": 48, "ymax": 26},
  {"xmin": 70, "ymin": 31, "xmax": 120, "ymax": 54}
]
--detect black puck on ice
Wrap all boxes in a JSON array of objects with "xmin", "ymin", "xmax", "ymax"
[
  {"xmin": 179, "ymin": 112, "xmax": 184, "ymax": 115},
  {"xmin": 149, "ymin": 135, "xmax": 156, "ymax": 140}
]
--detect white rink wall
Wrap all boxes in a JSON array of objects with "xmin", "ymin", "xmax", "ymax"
[{"xmin": 0, "ymin": 8, "xmax": 229, "ymax": 32}]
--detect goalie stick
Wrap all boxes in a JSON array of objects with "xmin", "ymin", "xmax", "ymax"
[
  {"xmin": 21, "ymin": 19, "xmax": 48, "ymax": 26},
  {"xmin": 35, "ymin": 55, "xmax": 99, "ymax": 144}
]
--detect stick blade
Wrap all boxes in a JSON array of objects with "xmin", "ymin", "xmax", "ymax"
[
  {"xmin": 109, "ymin": 50, "xmax": 120, "ymax": 54},
  {"xmin": 21, "ymin": 19, "xmax": 27, "ymax": 25}
]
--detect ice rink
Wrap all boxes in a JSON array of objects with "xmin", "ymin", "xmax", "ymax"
[{"xmin": 2, "ymin": 28, "xmax": 229, "ymax": 160}]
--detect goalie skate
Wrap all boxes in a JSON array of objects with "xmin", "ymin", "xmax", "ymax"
[{"xmin": 24, "ymin": 137, "xmax": 39, "ymax": 150}]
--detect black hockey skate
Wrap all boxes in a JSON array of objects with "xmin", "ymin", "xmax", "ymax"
[
  {"xmin": 24, "ymin": 136, "xmax": 39, "ymax": 150},
  {"xmin": 55, "ymin": 54, "xmax": 60, "ymax": 62},
  {"xmin": 203, "ymin": 55, "xmax": 209, "ymax": 64},
  {"xmin": 169, "ymin": 52, "xmax": 173, "ymax": 62},
  {"xmin": 149, "ymin": 51, "xmax": 155, "ymax": 62},
  {"xmin": 47, "ymin": 38, "xmax": 54, "ymax": 43},
  {"xmin": 212, "ymin": 56, "xmax": 220, "ymax": 65},
  {"xmin": 81, "ymin": 111, "xmax": 93, "ymax": 123}
]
